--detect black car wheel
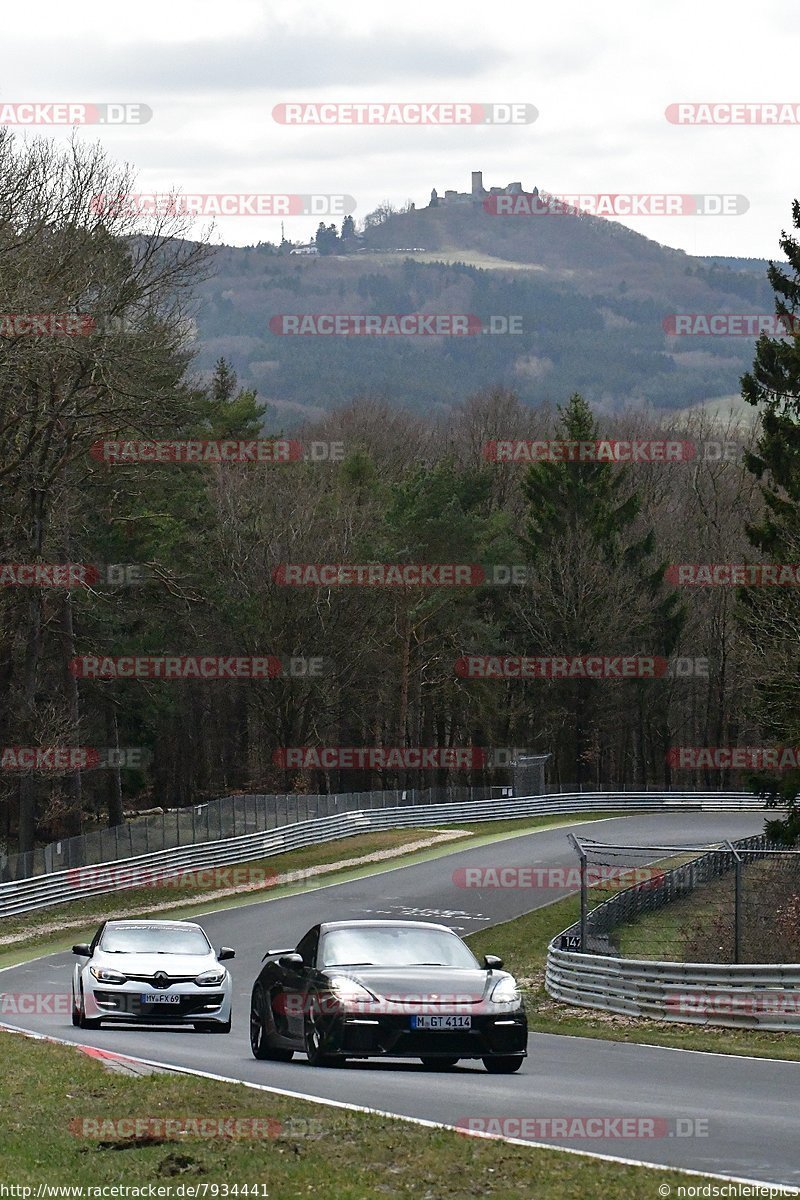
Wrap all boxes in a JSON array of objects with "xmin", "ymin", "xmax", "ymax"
[
  {"xmin": 71, "ymin": 988, "xmax": 81, "ymax": 1027},
  {"xmin": 483, "ymin": 1055, "xmax": 524, "ymax": 1074},
  {"xmin": 303, "ymin": 994, "xmax": 338, "ymax": 1067},
  {"xmin": 250, "ymin": 986, "xmax": 294, "ymax": 1061},
  {"xmin": 77, "ymin": 987, "xmax": 101, "ymax": 1030},
  {"xmin": 420, "ymin": 1057, "xmax": 459, "ymax": 1068}
]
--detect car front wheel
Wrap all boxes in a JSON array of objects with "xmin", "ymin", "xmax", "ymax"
[
  {"xmin": 483, "ymin": 1055, "xmax": 524, "ymax": 1074},
  {"xmin": 77, "ymin": 987, "xmax": 101, "ymax": 1030},
  {"xmin": 303, "ymin": 995, "xmax": 338, "ymax": 1067}
]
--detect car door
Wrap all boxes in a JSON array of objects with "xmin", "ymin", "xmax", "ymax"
[{"xmin": 277, "ymin": 926, "xmax": 319, "ymax": 1041}]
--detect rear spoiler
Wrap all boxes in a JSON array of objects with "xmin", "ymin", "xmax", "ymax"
[{"xmin": 262, "ymin": 947, "xmax": 294, "ymax": 962}]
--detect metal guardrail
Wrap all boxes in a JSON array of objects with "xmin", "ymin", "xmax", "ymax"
[
  {"xmin": 0, "ymin": 790, "xmax": 759, "ymax": 920},
  {"xmin": 546, "ymin": 952, "xmax": 800, "ymax": 1032},
  {"xmin": 546, "ymin": 830, "xmax": 800, "ymax": 1031}
]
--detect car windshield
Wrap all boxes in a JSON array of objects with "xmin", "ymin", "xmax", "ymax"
[
  {"xmin": 100, "ymin": 925, "xmax": 211, "ymax": 956},
  {"xmin": 320, "ymin": 926, "xmax": 478, "ymax": 969}
]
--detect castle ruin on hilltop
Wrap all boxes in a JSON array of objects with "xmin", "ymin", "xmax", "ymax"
[{"xmin": 429, "ymin": 170, "xmax": 538, "ymax": 207}]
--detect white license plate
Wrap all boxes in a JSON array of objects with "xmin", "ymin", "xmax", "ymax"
[
  {"xmin": 411, "ymin": 1014, "xmax": 471, "ymax": 1029},
  {"xmin": 140, "ymin": 993, "xmax": 181, "ymax": 1004}
]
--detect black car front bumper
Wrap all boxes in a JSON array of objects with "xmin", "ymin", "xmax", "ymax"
[{"xmin": 322, "ymin": 1010, "xmax": 528, "ymax": 1059}]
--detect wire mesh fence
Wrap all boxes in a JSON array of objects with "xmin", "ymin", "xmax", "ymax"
[
  {"xmin": 0, "ymin": 785, "xmax": 497, "ymax": 882},
  {"xmin": 562, "ymin": 835, "xmax": 800, "ymax": 964},
  {"xmin": 0, "ymin": 778, "xmax": 757, "ymax": 884},
  {"xmin": 0, "ymin": 777, "xmax": 652, "ymax": 882}
]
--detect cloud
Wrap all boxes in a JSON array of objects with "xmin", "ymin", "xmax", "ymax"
[{"xmin": 0, "ymin": 26, "xmax": 507, "ymax": 95}]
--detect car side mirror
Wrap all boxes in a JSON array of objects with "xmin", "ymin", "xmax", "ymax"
[
  {"xmin": 278, "ymin": 953, "xmax": 304, "ymax": 969},
  {"xmin": 218, "ymin": 947, "xmax": 235, "ymax": 961},
  {"xmin": 484, "ymin": 954, "xmax": 504, "ymax": 971},
  {"xmin": 72, "ymin": 944, "xmax": 91, "ymax": 956}
]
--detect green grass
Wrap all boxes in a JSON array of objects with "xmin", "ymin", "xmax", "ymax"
[
  {"xmin": 465, "ymin": 895, "xmax": 800, "ymax": 1061},
  {"xmin": 617, "ymin": 892, "xmax": 707, "ymax": 961},
  {"xmin": 0, "ymin": 1030, "xmax": 703, "ymax": 1195},
  {"xmin": 0, "ymin": 810, "xmax": 633, "ymax": 970}
]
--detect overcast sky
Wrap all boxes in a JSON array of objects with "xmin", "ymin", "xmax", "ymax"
[{"xmin": 1, "ymin": 0, "xmax": 797, "ymax": 257}]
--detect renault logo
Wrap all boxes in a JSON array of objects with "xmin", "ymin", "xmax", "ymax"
[{"xmin": 153, "ymin": 971, "xmax": 170, "ymax": 989}]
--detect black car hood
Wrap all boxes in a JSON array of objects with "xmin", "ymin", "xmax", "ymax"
[{"xmin": 324, "ymin": 966, "xmax": 505, "ymax": 1004}]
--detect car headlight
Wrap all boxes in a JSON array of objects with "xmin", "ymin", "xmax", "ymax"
[
  {"xmin": 327, "ymin": 976, "xmax": 377, "ymax": 1004},
  {"xmin": 89, "ymin": 966, "xmax": 127, "ymax": 984},
  {"xmin": 195, "ymin": 969, "xmax": 227, "ymax": 987},
  {"xmin": 490, "ymin": 977, "xmax": 521, "ymax": 1005}
]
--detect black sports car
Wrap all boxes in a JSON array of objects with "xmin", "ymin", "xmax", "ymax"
[{"xmin": 249, "ymin": 919, "xmax": 528, "ymax": 1072}]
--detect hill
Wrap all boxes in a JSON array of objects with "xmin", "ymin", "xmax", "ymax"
[{"xmin": 190, "ymin": 193, "xmax": 775, "ymax": 423}]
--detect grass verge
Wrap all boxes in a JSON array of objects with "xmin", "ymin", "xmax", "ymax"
[
  {"xmin": 465, "ymin": 895, "xmax": 800, "ymax": 1061},
  {"xmin": 0, "ymin": 1029, "xmax": 702, "ymax": 1195}
]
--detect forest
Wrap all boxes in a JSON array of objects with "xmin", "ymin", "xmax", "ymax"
[{"xmin": 2, "ymin": 131, "xmax": 800, "ymax": 854}]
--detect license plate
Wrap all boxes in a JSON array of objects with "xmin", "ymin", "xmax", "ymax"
[
  {"xmin": 411, "ymin": 1014, "xmax": 471, "ymax": 1029},
  {"xmin": 140, "ymin": 993, "xmax": 180, "ymax": 1005}
]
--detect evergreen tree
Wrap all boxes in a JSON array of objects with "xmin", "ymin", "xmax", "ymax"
[
  {"xmin": 519, "ymin": 394, "xmax": 684, "ymax": 783},
  {"xmin": 197, "ymin": 357, "xmax": 267, "ymax": 437},
  {"xmin": 740, "ymin": 201, "xmax": 800, "ymax": 828},
  {"xmin": 341, "ymin": 215, "xmax": 356, "ymax": 246},
  {"xmin": 314, "ymin": 223, "xmax": 340, "ymax": 255}
]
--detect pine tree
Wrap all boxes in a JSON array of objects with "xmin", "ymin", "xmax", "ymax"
[
  {"xmin": 520, "ymin": 394, "xmax": 684, "ymax": 783},
  {"xmin": 740, "ymin": 201, "xmax": 800, "ymax": 828}
]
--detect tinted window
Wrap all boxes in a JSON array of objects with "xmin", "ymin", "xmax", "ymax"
[
  {"xmin": 319, "ymin": 926, "xmax": 478, "ymax": 969},
  {"xmin": 296, "ymin": 927, "xmax": 319, "ymax": 966},
  {"xmin": 100, "ymin": 925, "xmax": 211, "ymax": 955}
]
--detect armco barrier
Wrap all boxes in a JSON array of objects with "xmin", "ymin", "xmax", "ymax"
[
  {"xmin": 546, "ymin": 830, "xmax": 800, "ymax": 1032},
  {"xmin": 0, "ymin": 790, "xmax": 760, "ymax": 919},
  {"xmin": 545, "ymin": 951, "xmax": 800, "ymax": 1032}
]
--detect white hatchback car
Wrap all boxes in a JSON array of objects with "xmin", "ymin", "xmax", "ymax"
[{"xmin": 71, "ymin": 919, "xmax": 234, "ymax": 1032}]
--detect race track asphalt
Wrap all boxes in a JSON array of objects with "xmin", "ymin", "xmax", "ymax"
[{"xmin": 2, "ymin": 812, "xmax": 798, "ymax": 1188}]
